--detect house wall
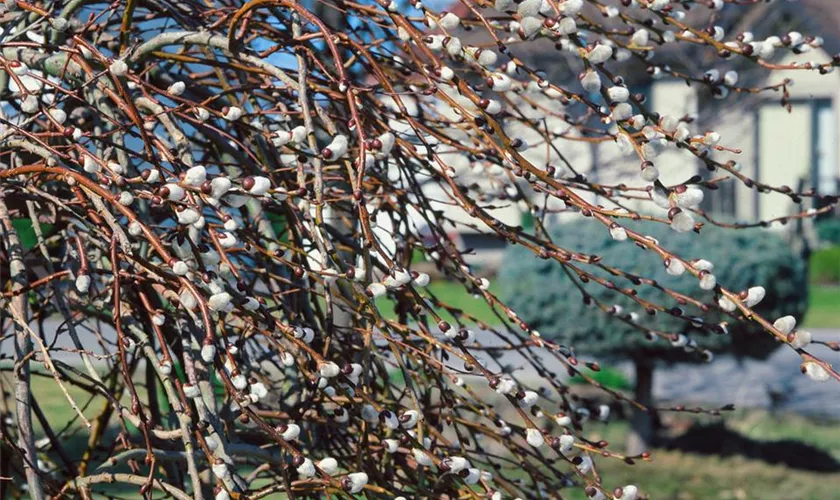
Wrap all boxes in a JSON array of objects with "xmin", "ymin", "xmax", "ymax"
[
  {"xmin": 571, "ymin": 79, "xmax": 700, "ymax": 226},
  {"xmin": 647, "ymin": 79, "xmax": 701, "ymax": 185},
  {"xmin": 772, "ymin": 47, "xmax": 840, "ymax": 194},
  {"xmin": 710, "ymin": 102, "xmax": 758, "ymax": 221},
  {"xmin": 400, "ymin": 56, "xmax": 840, "ymax": 268},
  {"xmin": 747, "ymin": 48, "xmax": 840, "ymax": 221},
  {"xmin": 757, "ymin": 104, "xmax": 812, "ymax": 220},
  {"xmin": 413, "ymin": 78, "xmax": 707, "ymax": 262}
]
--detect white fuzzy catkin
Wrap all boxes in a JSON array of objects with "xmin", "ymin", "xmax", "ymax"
[
  {"xmin": 83, "ymin": 155, "xmax": 100, "ymax": 173},
  {"xmin": 118, "ymin": 192, "xmax": 134, "ymax": 206},
  {"xmin": 75, "ymin": 274, "xmax": 91, "ymax": 293},
  {"xmin": 789, "ymin": 330, "xmax": 812, "ymax": 349},
  {"xmin": 319, "ymin": 362, "xmax": 340, "ymax": 378},
  {"xmin": 803, "ymin": 361, "xmax": 830, "ymax": 382},
  {"xmin": 609, "ymin": 224, "xmax": 628, "ymax": 241},
  {"xmin": 718, "ymin": 296, "xmax": 737, "ymax": 312},
  {"xmin": 413, "ymin": 273, "xmax": 430, "ymax": 287},
  {"xmin": 168, "ymin": 81, "xmax": 186, "ymax": 95},
  {"xmin": 172, "ymin": 261, "xmax": 189, "ymax": 276},
  {"xmin": 744, "ymin": 286, "xmax": 766, "ymax": 307},
  {"xmin": 586, "ymin": 44, "xmax": 613, "ymax": 64},
  {"xmin": 366, "ymin": 282, "xmax": 387, "ymax": 298},
  {"xmin": 208, "ymin": 292, "xmax": 232, "ymax": 311},
  {"xmin": 580, "ymin": 70, "xmax": 601, "ymax": 92},
  {"xmin": 464, "ymin": 468, "xmax": 482, "ymax": 484},
  {"xmin": 109, "ymin": 59, "xmax": 128, "ymax": 76},
  {"xmin": 224, "ymin": 107, "xmax": 243, "ymax": 121},
  {"xmin": 439, "ymin": 12, "xmax": 460, "ymax": 30},
  {"xmin": 443, "ymin": 456, "xmax": 470, "ymax": 473},
  {"xmin": 210, "ymin": 177, "xmax": 233, "ymax": 199},
  {"xmin": 699, "ymin": 273, "xmax": 717, "ymax": 290},
  {"xmin": 412, "ymin": 448, "xmax": 433, "ymax": 466},
  {"xmin": 183, "ymin": 384, "xmax": 200, "ymax": 398},
  {"xmin": 671, "ymin": 211, "xmax": 695, "ymax": 233},
  {"xmin": 666, "ymin": 259, "xmax": 686, "ymax": 276},
  {"xmin": 247, "ymin": 176, "xmax": 271, "ymax": 195},
  {"xmin": 526, "ymin": 428, "xmax": 544, "ymax": 447},
  {"xmin": 280, "ymin": 423, "xmax": 300, "ymax": 440},
  {"xmin": 344, "ymin": 472, "xmax": 368, "ymax": 493},
  {"xmin": 608, "ymin": 86, "xmax": 630, "ymax": 102},
  {"xmin": 616, "ymin": 485, "xmax": 639, "ymax": 500},
  {"xmin": 773, "ymin": 315, "xmax": 797, "ymax": 334},
  {"xmin": 184, "ymin": 165, "xmax": 206, "ymax": 186},
  {"xmin": 296, "ymin": 458, "xmax": 316, "ymax": 477},
  {"xmin": 211, "ymin": 461, "xmax": 229, "ymax": 479},
  {"xmin": 164, "ymin": 183, "xmax": 185, "ymax": 201},
  {"xmin": 641, "ymin": 164, "xmax": 659, "ymax": 182},
  {"xmin": 49, "ymin": 108, "xmax": 67, "ymax": 124},
  {"xmin": 318, "ymin": 457, "xmax": 339, "ymax": 475},
  {"xmin": 201, "ymin": 344, "xmax": 216, "ymax": 363},
  {"xmin": 400, "ymin": 410, "xmax": 420, "ymax": 428},
  {"xmin": 557, "ymin": 434, "xmax": 575, "ymax": 455},
  {"xmin": 324, "ymin": 135, "xmax": 349, "ymax": 159}
]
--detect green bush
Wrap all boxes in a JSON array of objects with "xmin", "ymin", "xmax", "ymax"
[
  {"xmin": 816, "ymin": 218, "xmax": 840, "ymax": 246},
  {"xmin": 810, "ymin": 246, "xmax": 840, "ymax": 284},
  {"xmin": 499, "ymin": 222, "xmax": 808, "ymax": 363}
]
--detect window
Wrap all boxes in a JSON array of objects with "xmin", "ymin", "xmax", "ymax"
[
  {"xmin": 813, "ymin": 99, "xmax": 837, "ymax": 197},
  {"xmin": 706, "ymin": 179, "xmax": 737, "ymax": 217}
]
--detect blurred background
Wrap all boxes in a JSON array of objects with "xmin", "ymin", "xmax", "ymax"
[{"xmin": 379, "ymin": 2, "xmax": 840, "ymax": 497}]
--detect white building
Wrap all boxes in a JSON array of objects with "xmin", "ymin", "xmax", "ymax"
[{"xmin": 421, "ymin": 0, "xmax": 840, "ymax": 267}]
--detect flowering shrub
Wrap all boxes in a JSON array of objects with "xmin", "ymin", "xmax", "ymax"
[{"xmin": 0, "ymin": 0, "xmax": 838, "ymax": 499}]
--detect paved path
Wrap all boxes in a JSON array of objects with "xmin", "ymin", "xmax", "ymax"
[
  {"xmin": 469, "ymin": 329, "xmax": 840, "ymax": 418},
  {"xmin": 647, "ymin": 329, "xmax": 840, "ymax": 418}
]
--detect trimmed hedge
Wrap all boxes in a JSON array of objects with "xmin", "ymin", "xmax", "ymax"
[{"xmin": 500, "ymin": 221, "xmax": 808, "ymax": 363}]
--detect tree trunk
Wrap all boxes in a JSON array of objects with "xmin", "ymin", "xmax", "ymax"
[
  {"xmin": 0, "ymin": 194, "xmax": 45, "ymax": 499},
  {"xmin": 626, "ymin": 358, "xmax": 655, "ymax": 456}
]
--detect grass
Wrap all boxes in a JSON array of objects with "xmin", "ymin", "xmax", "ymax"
[
  {"xmin": 804, "ymin": 285, "xmax": 840, "ymax": 329},
  {"xmin": 6, "ymin": 369, "xmax": 840, "ymax": 498},
  {"xmin": 555, "ymin": 410, "xmax": 840, "ymax": 499},
  {"xmin": 377, "ymin": 279, "xmax": 839, "ymax": 329},
  {"xmin": 375, "ymin": 280, "xmax": 502, "ymax": 324},
  {"xmin": 2, "ymin": 279, "xmax": 834, "ymax": 498},
  {"xmin": 565, "ymin": 449, "xmax": 840, "ymax": 500},
  {"xmin": 585, "ymin": 411, "xmax": 840, "ymax": 462},
  {"xmin": 569, "ymin": 365, "xmax": 632, "ymax": 391},
  {"xmin": 809, "ymin": 246, "xmax": 840, "ymax": 284}
]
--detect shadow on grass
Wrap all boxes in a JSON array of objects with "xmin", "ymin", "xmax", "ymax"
[{"xmin": 664, "ymin": 422, "xmax": 840, "ymax": 472}]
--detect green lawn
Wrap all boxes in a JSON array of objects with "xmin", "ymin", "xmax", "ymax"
[
  {"xmin": 804, "ymin": 286, "xmax": 840, "ymax": 329},
  {"xmin": 2, "ymin": 281, "xmax": 835, "ymax": 498},
  {"xmin": 377, "ymin": 280, "xmax": 838, "ymax": 329},
  {"xmin": 564, "ymin": 449, "xmax": 840, "ymax": 500},
  {"xmin": 6, "ymin": 365, "xmax": 840, "ymax": 498},
  {"xmin": 375, "ymin": 280, "xmax": 502, "ymax": 325},
  {"xmin": 562, "ymin": 410, "xmax": 840, "ymax": 499}
]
